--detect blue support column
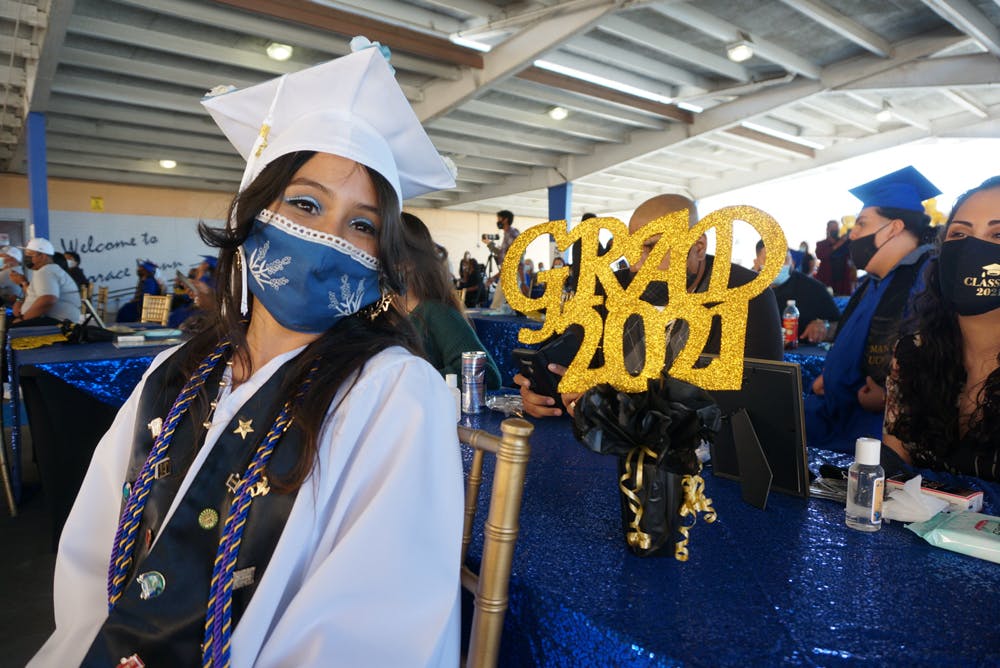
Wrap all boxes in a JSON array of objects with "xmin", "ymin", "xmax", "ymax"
[
  {"xmin": 547, "ymin": 182, "xmax": 572, "ymax": 224},
  {"xmin": 26, "ymin": 111, "xmax": 49, "ymax": 239},
  {"xmin": 548, "ymin": 182, "xmax": 573, "ymax": 265}
]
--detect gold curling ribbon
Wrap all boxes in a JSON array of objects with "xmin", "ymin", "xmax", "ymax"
[
  {"xmin": 619, "ymin": 445, "xmax": 658, "ymax": 551},
  {"xmin": 674, "ymin": 472, "xmax": 716, "ymax": 562}
]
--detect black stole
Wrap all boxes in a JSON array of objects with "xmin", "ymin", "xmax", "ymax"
[{"xmin": 82, "ymin": 346, "xmax": 305, "ymax": 666}]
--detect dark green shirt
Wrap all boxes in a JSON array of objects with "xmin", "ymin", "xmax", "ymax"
[{"xmin": 410, "ymin": 301, "xmax": 502, "ymax": 390}]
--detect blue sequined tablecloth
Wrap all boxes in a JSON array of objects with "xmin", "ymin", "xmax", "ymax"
[
  {"xmin": 32, "ymin": 357, "xmax": 154, "ymax": 406},
  {"xmin": 470, "ymin": 312, "xmax": 543, "ymax": 387},
  {"xmin": 460, "ymin": 409, "xmax": 1000, "ymax": 667}
]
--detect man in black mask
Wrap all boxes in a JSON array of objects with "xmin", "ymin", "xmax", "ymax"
[
  {"xmin": 516, "ymin": 194, "xmax": 783, "ymax": 418},
  {"xmin": 483, "ymin": 209, "xmax": 519, "ymax": 308},
  {"xmin": 805, "ymin": 166, "xmax": 940, "ymax": 452}
]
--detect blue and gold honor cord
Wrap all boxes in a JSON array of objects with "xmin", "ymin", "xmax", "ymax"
[
  {"xmin": 202, "ymin": 364, "xmax": 316, "ymax": 668},
  {"xmin": 108, "ymin": 341, "xmax": 232, "ymax": 608}
]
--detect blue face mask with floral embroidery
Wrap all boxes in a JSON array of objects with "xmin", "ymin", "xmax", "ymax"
[{"xmin": 242, "ymin": 209, "xmax": 382, "ymax": 333}]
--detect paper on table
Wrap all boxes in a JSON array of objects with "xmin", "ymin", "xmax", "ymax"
[{"xmin": 883, "ymin": 474, "xmax": 948, "ymax": 523}]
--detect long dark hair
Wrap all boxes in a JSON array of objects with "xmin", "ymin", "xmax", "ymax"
[
  {"xmin": 889, "ymin": 176, "xmax": 1000, "ymax": 463},
  {"xmin": 182, "ymin": 151, "xmax": 420, "ymax": 491},
  {"xmin": 400, "ymin": 211, "xmax": 464, "ymax": 313}
]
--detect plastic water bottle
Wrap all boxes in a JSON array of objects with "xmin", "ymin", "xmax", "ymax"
[
  {"xmin": 845, "ymin": 437, "xmax": 885, "ymax": 532},
  {"xmin": 445, "ymin": 374, "xmax": 461, "ymax": 420},
  {"xmin": 782, "ymin": 299, "xmax": 799, "ymax": 350}
]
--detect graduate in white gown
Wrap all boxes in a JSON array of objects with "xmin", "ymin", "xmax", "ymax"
[{"xmin": 30, "ymin": 40, "xmax": 462, "ymax": 668}]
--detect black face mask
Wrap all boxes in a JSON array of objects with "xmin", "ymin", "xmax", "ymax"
[
  {"xmin": 849, "ymin": 223, "xmax": 891, "ymax": 272},
  {"xmin": 23, "ymin": 256, "xmax": 35, "ymax": 270},
  {"xmin": 938, "ymin": 236, "xmax": 1000, "ymax": 316},
  {"xmin": 496, "ymin": 220, "xmax": 504, "ymax": 230}
]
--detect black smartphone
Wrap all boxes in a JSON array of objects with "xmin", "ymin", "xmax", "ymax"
[{"xmin": 511, "ymin": 326, "xmax": 583, "ymax": 408}]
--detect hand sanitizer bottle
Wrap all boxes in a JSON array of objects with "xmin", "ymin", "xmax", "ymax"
[{"xmin": 845, "ymin": 437, "xmax": 885, "ymax": 532}]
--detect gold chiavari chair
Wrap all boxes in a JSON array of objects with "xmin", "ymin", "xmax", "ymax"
[
  {"xmin": 139, "ymin": 294, "xmax": 171, "ymax": 326},
  {"xmin": 95, "ymin": 286, "xmax": 109, "ymax": 320},
  {"xmin": 459, "ymin": 418, "xmax": 532, "ymax": 668}
]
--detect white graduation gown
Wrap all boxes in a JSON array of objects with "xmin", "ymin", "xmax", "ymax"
[{"xmin": 29, "ymin": 344, "xmax": 463, "ymax": 667}]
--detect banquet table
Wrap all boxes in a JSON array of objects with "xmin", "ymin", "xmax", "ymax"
[
  {"xmin": 460, "ymin": 406, "xmax": 1000, "ymax": 667},
  {"xmin": 6, "ymin": 326, "xmax": 177, "ymax": 544}
]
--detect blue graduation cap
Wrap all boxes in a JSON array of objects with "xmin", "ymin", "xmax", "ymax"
[
  {"xmin": 848, "ymin": 166, "xmax": 941, "ymax": 212},
  {"xmin": 137, "ymin": 259, "xmax": 158, "ymax": 274},
  {"xmin": 200, "ymin": 255, "xmax": 218, "ymax": 270}
]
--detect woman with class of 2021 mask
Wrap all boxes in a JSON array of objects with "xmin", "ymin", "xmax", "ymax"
[{"xmin": 884, "ymin": 176, "xmax": 1000, "ymax": 480}]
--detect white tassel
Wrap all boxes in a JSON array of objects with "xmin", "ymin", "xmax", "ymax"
[{"xmin": 239, "ymin": 247, "xmax": 249, "ymax": 316}]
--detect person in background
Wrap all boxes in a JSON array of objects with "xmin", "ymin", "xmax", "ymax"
[
  {"xmin": 552, "ymin": 256, "xmax": 566, "ymax": 269},
  {"xmin": 456, "ymin": 252, "xmax": 484, "ymax": 308},
  {"xmin": 805, "ymin": 166, "xmax": 940, "ymax": 452},
  {"xmin": 195, "ymin": 254, "xmax": 217, "ymax": 288},
  {"xmin": 116, "ymin": 259, "xmax": 163, "ymax": 323},
  {"xmin": 0, "ymin": 246, "xmax": 23, "ymax": 304},
  {"xmin": 815, "ymin": 219, "xmax": 856, "ymax": 296},
  {"xmin": 63, "ymin": 251, "xmax": 89, "ymax": 288},
  {"xmin": 520, "ymin": 258, "xmax": 535, "ymax": 297},
  {"xmin": 755, "ymin": 240, "xmax": 841, "ymax": 342},
  {"xmin": 517, "ymin": 194, "xmax": 782, "ymax": 418},
  {"xmin": 9, "ymin": 237, "xmax": 82, "ymax": 327},
  {"xmin": 398, "ymin": 212, "xmax": 501, "ymax": 389},
  {"xmin": 30, "ymin": 43, "xmax": 461, "ymax": 667},
  {"xmin": 484, "ymin": 209, "xmax": 520, "ymax": 308},
  {"xmin": 798, "ymin": 241, "xmax": 816, "ymax": 277},
  {"xmin": 884, "ymin": 175, "xmax": 1000, "ymax": 480}
]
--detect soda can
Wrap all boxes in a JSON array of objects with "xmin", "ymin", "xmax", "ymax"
[{"xmin": 461, "ymin": 351, "xmax": 487, "ymax": 413}]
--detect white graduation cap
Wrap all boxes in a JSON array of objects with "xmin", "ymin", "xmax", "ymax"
[{"xmin": 202, "ymin": 44, "xmax": 455, "ymax": 207}]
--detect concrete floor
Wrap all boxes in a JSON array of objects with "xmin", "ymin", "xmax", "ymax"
[{"xmin": 0, "ymin": 430, "xmax": 57, "ymax": 667}]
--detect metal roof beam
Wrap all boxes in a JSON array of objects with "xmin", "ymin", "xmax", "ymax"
[
  {"xmin": 940, "ymin": 88, "xmax": 988, "ymax": 118},
  {"xmin": 445, "ymin": 31, "xmax": 967, "ymax": 206},
  {"xmin": 46, "ymin": 116, "xmax": 236, "ymax": 155},
  {"xmin": 691, "ymin": 102, "xmax": 1000, "ymax": 199},
  {"xmin": 775, "ymin": 0, "xmax": 892, "ymax": 58},
  {"xmin": 725, "ymin": 126, "xmax": 815, "ymax": 158},
  {"xmin": 798, "ymin": 98, "xmax": 878, "ymax": 133},
  {"xmin": 515, "ymin": 67, "xmax": 691, "ymax": 123},
  {"xmin": 429, "ymin": 117, "xmax": 593, "ymax": 154},
  {"xmin": 46, "ymin": 164, "xmax": 237, "ymax": 191},
  {"xmin": 563, "ymin": 35, "xmax": 712, "ymax": 90},
  {"xmin": 838, "ymin": 53, "xmax": 1000, "ymax": 90},
  {"xmin": 768, "ymin": 106, "xmax": 837, "ymax": 135},
  {"xmin": 919, "ymin": 0, "xmax": 1000, "ymax": 58},
  {"xmin": 459, "ymin": 99, "xmax": 628, "ymax": 143},
  {"xmin": 428, "ymin": 133, "xmax": 560, "ymax": 167},
  {"xmin": 537, "ymin": 50, "xmax": 679, "ymax": 99},
  {"xmin": 651, "ymin": 1, "xmax": 821, "ymax": 79},
  {"xmin": 0, "ymin": 0, "xmax": 47, "ymax": 27},
  {"xmin": 60, "ymin": 46, "xmax": 262, "ymax": 91},
  {"xmin": 48, "ymin": 95, "xmax": 219, "ymax": 134},
  {"xmin": 47, "ymin": 150, "xmax": 240, "ymax": 181},
  {"xmin": 52, "ymin": 74, "xmax": 205, "ymax": 115},
  {"xmin": 0, "ymin": 35, "xmax": 38, "ymax": 60},
  {"xmin": 212, "ymin": 0, "xmax": 483, "ymax": 68},
  {"xmin": 46, "ymin": 133, "xmax": 246, "ymax": 169},
  {"xmin": 114, "ymin": 0, "xmax": 463, "ymax": 80},
  {"xmin": 451, "ymin": 155, "xmax": 532, "ymax": 176},
  {"xmin": 308, "ymin": 0, "xmax": 467, "ymax": 35},
  {"xmin": 598, "ymin": 14, "xmax": 749, "ymax": 82},
  {"xmin": 496, "ymin": 79, "xmax": 667, "ymax": 129},
  {"xmin": 412, "ymin": 3, "xmax": 617, "ymax": 122}
]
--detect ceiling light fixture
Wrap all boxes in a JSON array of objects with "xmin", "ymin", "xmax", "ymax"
[
  {"xmin": 547, "ymin": 106, "xmax": 569, "ymax": 121},
  {"xmin": 266, "ymin": 42, "xmax": 294, "ymax": 61},
  {"xmin": 159, "ymin": 159, "xmax": 177, "ymax": 169},
  {"xmin": 726, "ymin": 32, "xmax": 754, "ymax": 63},
  {"xmin": 875, "ymin": 100, "xmax": 893, "ymax": 123}
]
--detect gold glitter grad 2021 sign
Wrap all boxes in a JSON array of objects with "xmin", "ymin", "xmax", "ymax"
[{"xmin": 500, "ymin": 205, "xmax": 787, "ymax": 392}]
